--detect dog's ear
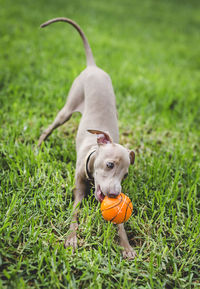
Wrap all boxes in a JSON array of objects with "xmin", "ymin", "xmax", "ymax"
[
  {"xmin": 129, "ymin": 150, "xmax": 135, "ymax": 165},
  {"xmin": 87, "ymin": 129, "xmax": 113, "ymax": 145}
]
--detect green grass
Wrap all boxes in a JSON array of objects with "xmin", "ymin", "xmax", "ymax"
[{"xmin": 1, "ymin": 0, "xmax": 200, "ymax": 288}]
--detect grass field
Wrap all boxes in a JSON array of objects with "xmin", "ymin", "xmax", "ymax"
[{"xmin": 1, "ymin": 0, "xmax": 200, "ymax": 288}]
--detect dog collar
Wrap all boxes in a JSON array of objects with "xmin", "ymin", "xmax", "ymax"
[{"xmin": 85, "ymin": 149, "xmax": 96, "ymax": 182}]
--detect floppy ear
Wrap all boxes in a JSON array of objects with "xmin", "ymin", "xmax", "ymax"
[
  {"xmin": 129, "ymin": 150, "xmax": 135, "ymax": 165},
  {"xmin": 87, "ymin": 129, "xmax": 113, "ymax": 145}
]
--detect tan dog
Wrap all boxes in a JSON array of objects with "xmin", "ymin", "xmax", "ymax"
[{"xmin": 38, "ymin": 18, "xmax": 136, "ymax": 259}]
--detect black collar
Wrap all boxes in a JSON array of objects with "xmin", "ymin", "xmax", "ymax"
[{"xmin": 85, "ymin": 150, "xmax": 96, "ymax": 182}]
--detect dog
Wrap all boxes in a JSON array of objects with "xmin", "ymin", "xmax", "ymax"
[{"xmin": 38, "ymin": 17, "xmax": 136, "ymax": 259}]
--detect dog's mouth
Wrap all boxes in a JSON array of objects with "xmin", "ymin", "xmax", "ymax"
[
  {"xmin": 95, "ymin": 185, "xmax": 119, "ymax": 202},
  {"xmin": 95, "ymin": 185, "xmax": 105, "ymax": 202}
]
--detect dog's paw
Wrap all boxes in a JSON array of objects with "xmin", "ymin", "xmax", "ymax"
[
  {"xmin": 122, "ymin": 247, "xmax": 137, "ymax": 260},
  {"xmin": 64, "ymin": 232, "xmax": 78, "ymax": 251}
]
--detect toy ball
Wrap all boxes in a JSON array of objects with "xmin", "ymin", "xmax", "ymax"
[{"xmin": 100, "ymin": 193, "xmax": 133, "ymax": 224}]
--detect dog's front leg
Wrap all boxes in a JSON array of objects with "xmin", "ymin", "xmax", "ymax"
[
  {"xmin": 65, "ymin": 179, "xmax": 86, "ymax": 251},
  {"xmin": 118, "ymin": 223, "xmax": 136, "ymax": 260}
]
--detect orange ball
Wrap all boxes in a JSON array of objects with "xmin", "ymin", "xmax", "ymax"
[{"xmin": 100, "ymin": 193, "xmax": 133, "ymax": 224}]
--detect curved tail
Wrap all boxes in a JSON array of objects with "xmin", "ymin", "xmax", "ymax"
[{"xmin": 40, "ymin": 17, "xmax": 96, "ymax": 66}]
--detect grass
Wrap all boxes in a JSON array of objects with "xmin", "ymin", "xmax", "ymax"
[{"xmin": 0, "ymin": 0, "xmax": 200, "ymax": 288}]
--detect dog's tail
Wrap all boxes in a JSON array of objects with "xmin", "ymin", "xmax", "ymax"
[{"xmin": 40, "ymin": 17, "xmax": 96, "ymax": 66}]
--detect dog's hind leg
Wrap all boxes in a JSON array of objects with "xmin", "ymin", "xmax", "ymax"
[{"xmin": 38, "ymin": 76, "xmax": 84, "ymax": 146}]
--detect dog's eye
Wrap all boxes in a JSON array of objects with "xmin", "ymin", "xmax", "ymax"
[
  {"xmin": 106, "ymin": 162, "xmax": 114, "ymax": 169},
  {"xmin": 123, "ymin": 173, "xmax": 128, "ymax": 179}
]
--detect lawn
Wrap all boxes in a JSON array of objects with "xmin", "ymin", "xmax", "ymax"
[{"xmin": 0, "ymin": 0, "xmax": 200, "ymax": 288}]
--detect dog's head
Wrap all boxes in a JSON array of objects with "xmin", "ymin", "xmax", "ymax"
[{"xmin": 87, "ymin": 130, "xmax": 135, "ymax": 202}]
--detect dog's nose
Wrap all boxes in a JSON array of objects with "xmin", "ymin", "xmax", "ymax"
[
  {"xmin": 107, "ymin": 192, "xmax": 120, "ymax": 198},
  {"xmin": 106, "ymin": 184, "xmax": 121, "ymax": 198}
]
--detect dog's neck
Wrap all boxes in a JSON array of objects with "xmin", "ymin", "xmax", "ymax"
[{"xmin": 85, "ymin": 148, "xmax": 97, "ymax": 182}]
